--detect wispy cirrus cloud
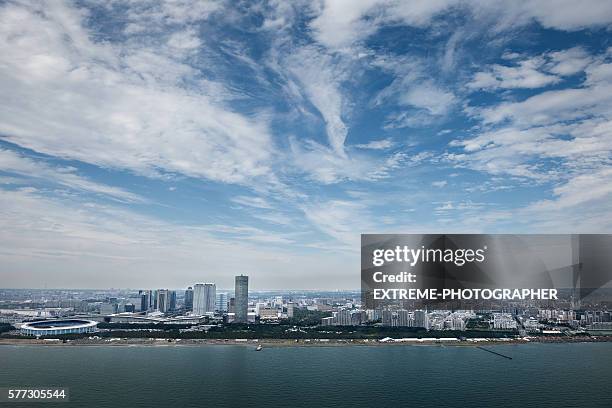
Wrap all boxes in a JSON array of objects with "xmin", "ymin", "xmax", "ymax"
[
  {"xmin": 231, "ymin": 195, "xmax": 273, "ymax": 209},
  {"xmin": 0, "ymin": 1, "xmax": 275, "ymax": 185},
  {"xmin": 1, "ymin": 0, "xmax": 612, "ymax": 289},
  {"xmin": 0, "ymin": 148, "xmax": 146, "ymax": 203}
]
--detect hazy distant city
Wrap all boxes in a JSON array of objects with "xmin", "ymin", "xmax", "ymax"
[{"xmin": 1, "ymin": 275, "xmax": 611, "ymax": 344}]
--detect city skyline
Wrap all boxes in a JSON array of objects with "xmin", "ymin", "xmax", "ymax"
[{"xmin": 1, "ymin": 1, "xmax": 612, "ymax": 289}]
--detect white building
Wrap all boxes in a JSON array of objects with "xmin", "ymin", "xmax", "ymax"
[
  {"xmin": 414, "ymin": 310, "xmax": 429, "ymax": 329},
  {"xmin": 492, "ymin": 313, "xmax": 517, "ymax": 330},
  {"xmin": 382, "ymin": 310, "xmax": 414, "ymax": 327},
  {"xmin": 156, "ymin": 289, "xmax": 169, "ymax": 313},
  {"xmin": 193, "ymin": 283, "xmax": 216, "ymax": 315}
]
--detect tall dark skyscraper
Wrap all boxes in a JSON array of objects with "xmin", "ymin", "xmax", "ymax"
[
  {"xmin": 169, "ymin": 290, "xmax": 177, "ymax": 311},
  {"xmin": 234, "ymin": 275, "xmax": 248, "ymax": 323},
  {"xmin": 139, "ymin": 289, "xmax": 154, "ymax": 312},
  {"xmin": 184, "ymin": 287, "xmax": 193, "ymax": 312}
]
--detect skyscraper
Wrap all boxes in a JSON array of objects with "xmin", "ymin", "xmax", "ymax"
[
  {"xmin": 169, "ymin": 290, "xmax": 177, "ymax": 311},
  {"xmin": 414, "ymin": 310, "xmax": 429, "ymax": 329},
  {"xmin": 234, "ymin": 275, "xmax": 248, "ymax": 323},
  {"xmin": 184, "ymin": 287, "xmax": 194, "ymax": 312},
  {"xmin": 156, "ymin": 289, "xmax": 169, "ymax": 313},
  {"xmin": 216, "ymin": 293, "xmax": 228, "ymax": 312},
  {"xmin": 139, "ymin": 290, "xmax": 150, "ymax": 312},
  {"xmin": 193, "ymin": 283, "xmax": 216, "ymax": 315}
]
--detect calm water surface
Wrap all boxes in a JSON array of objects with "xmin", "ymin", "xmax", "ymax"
[{"xmin": 1, "ymin": 342, "xmax": 611, "ymax": 407}]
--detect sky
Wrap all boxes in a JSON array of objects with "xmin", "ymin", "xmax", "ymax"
[{"xmin": 1, "ymin": 0, "xmax": 612, "ymax": 290}]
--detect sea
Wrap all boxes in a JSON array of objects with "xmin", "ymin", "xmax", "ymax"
[{"xmin": 1, "ymin": 342, "xmax": 611, "ymax": 407}]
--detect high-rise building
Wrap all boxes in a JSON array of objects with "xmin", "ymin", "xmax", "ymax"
[
  {"xmin": 287, "ymin": 303, "xmax": 295, "ymax": 318},
  {"xmin": 335, "ymin": 310, "xmax": 352, "ymax": 325},
  {"xmin": 153, "ymin": 290, "xmax": 158, "ymax": 310},
  {"xmin": 234, "ymin": 275, "xmax": 248, "ymax": 323},
  {"xmin": 382, "ymin": 310, "xmax": 414, "ymax": 327},
  {"xmin": 193, "ymin": 283, "xmax": 216, "ymax": 315},
  {"xmin": 156, "ymin": 289, "xmax": 169, "ymax": 313},
  {"xmin": 414, "ymin": 310, "xmax": 429, "ymax": 329},
  {"xmin": 139, "ymin": 290, "xmax": 149, "ymax": 312},
  {"xmin": 141, "ymin": 290, "xmax": 154, "ymax": 311},
  {"xmin": 216, "ymin": 293, "xmax": 228, "ymax": 312},
  {"xmin": 184, "ymin": 287, "xmax": 194, "ymax": 312},
  {"xmin": 169, "ymin": 291, "xmax": 177, "ymax": 311},
  {"xmin": 127, "ymin": 296, "xmax": 142, "ymax": 312}
]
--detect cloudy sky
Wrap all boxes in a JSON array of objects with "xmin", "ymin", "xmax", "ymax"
[{"xmin": 1, "ymin": 0, "xmax": 612, "ymax": 289}]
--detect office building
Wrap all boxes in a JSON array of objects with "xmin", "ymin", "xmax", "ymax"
[
  {"xmin": 216, "ymin": 293, "xmax": 228, "ymax": 312},
  {"xmin": 234, "ymin": 275, "xmax": 248, "ymax": 323},
  {"xmin": 184, "ymin": 287, "xmax": 194, "ymax": 312},
  {"xmin": 169, "ymin": 291, "xmax": 177, "ymax": 311},
  {"xmin": 193, "ymin": 283, "xmax": 216, "ymax": 315},
  {"xmin": 414, "ymin": 310, "xmax": 429, "ymax": 329},
  {"xmin": 139, "ymin": 290, "xmax": 154, "ymax": 312},
  {"xmin": 157, "ymin": 289, "xmax": 169, "ymax": 313},
  {"xmin": 287, "ymin": 303, "xmax": 295, "ymax": 318}
]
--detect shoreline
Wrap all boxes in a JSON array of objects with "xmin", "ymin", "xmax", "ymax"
[{"xmin": 1, "ymin": 336, "xmax": 611, "ymax": 348}]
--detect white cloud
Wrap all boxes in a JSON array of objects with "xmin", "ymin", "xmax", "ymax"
[
  {"xmin": 507, "ymin": 0, "xmax": 612, "ymax": 31},
  {"xmin": 122, "ymin": 0, "xmax": 222, "ymax": 33},
  {"xmin": 373, "ymin": 58, "xmax": 457, "ymax": 128},
  {"xmin": 167, "ymin": 28, "xmax": 202, "ymax": 50},
  {"xmin": 308, "ymin": 0, "xmax": 382, "ymax": 49},
  {"xmin": 431, "ymin": 180, "xmax": 448, "ymax": 188},
  {"xmin": 309, "ymin": 0, "xmax": 455, "ymax": 49},
  {"xmin": 0, "ymin": 186, "xmax": 356, "ymax": 289},
  {"xmin": 546, "ymin": 47, "xmax": 593, "ymax": 76},
  {"xmin": 494, "ymin": 167, "xmax": 612, "ymax": 233},
  {"xmin": 354, "ymin": 138, "xmax": 394, "ymax": 150},
  {"xmin": 469, "ymin": 47, "xmax": 594, "ymax": 91},
  {"xmin": 0, "ymin": 1, "xmax": 275, "ymax": 185},
  {"xmin": 231, "ymin": 195, "xmax": 273, "ymax": 209},
  {"xmin": 452, "ymin": 47, "xmax": 612, "ymax": 209},
  {"xmin": 289, "ymin": 138, "xmax": 406, "ymax": 184},
  {"xmin": 529, "ymin": 168, "xmax": 612, "ymax": 211},
  {"xmin": 399, "ymin": 81, "xmax": 456, "ymax": 115},
  {"xmin": 468, "ymin": 57, "xmax": 560, "ymax": 90},
  {"xmin": 0, "ymin": 148, "xmax": 145, "ymax": 203},
  {"xmin": 285, "ymin": 45, "xmax": 350, "ymax": 156},
  {"xmin": 308, "ymin": 1, "xmax": 612, "ymax": 50},
  {"xmin": 301, "ymin": 199, "xmax": 372, "ymax": 248}
]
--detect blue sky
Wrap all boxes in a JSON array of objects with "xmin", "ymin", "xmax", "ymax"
[{"xmin": 1, "ymin": 0, "xmax": 612, "ymax": 289}]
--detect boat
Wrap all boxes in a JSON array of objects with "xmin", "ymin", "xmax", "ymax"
[{"xmin": 256, "ymin": 344, "xmax": 262, "ymax": 351}]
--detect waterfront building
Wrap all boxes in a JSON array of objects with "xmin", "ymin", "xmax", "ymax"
[
  {"xmin": 21, "ymin": 319, "xmax": 98, "ymax": 337},
  {"xmin": 216, "ymin": 293, "xmax": 228, "ymax": 312},
  {"xmin": 184, "ymin": 287, "xmax": 194, "ymax": 312},
  {"xmin": 287, "ymin": 303, "xmax": 295, "ymax": 318},
  {"xmin": 382, "ymin": 310, "xmax": 414, "ymax": 327},
  {"xmin": 414, "ymin": 310, "xmax": 429, "ymax": 329},
  {"xmin": 139, "ymin": 290, "xmax": 154, "ymax": 312},
  {"xmin": 169, "ymin": 291, "xmax": 177, "ymax": 311},
  {"xmin": 157, "ymin": 289, "xmax": 169, "ymax": 313},
  {"xmin": 193, "ymin": 283, "xmax": 216, "ymax": 315},
  {"xmin": 234, "ymin": 275, "xmax": 248, "ymax": 323}
]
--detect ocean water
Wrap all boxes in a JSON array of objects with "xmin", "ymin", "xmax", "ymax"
[{"xmin": 1, "ymin": 343, "xmax": 611, "ymax": 407}]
